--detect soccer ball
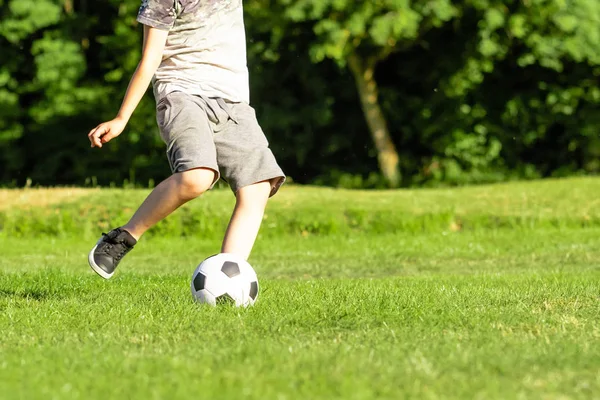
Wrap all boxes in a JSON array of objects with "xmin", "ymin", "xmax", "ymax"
[{"xmin": 190, "ymin": 253, "xmax": 259, "ymax": 307}]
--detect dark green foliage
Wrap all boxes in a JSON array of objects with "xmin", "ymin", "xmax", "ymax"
[{"xmin": 0, "ymin": 0, "xmax": 598, "ymax": 187}]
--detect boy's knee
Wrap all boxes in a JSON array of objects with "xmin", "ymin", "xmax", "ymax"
[{"xmin": 176, "ymin": 168, "xmax": 216, "ymax": 200}]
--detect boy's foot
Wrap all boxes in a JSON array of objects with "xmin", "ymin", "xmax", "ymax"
[{"xmin": 88, "ymin": 228, "xmax": 137, "ymax": 279}]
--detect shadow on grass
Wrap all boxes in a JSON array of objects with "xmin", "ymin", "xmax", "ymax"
[
  {"xmin": 0, "ymin": 269, "xmax": 87, "ymax": 303},
  {"xmin": 0, "ymin": 287, "xmax": 68, "ymax": 302}
]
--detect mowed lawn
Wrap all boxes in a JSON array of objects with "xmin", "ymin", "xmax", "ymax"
[{"xmin": 1, "ymin": 178, "xmax": 599, "ymax": 399}]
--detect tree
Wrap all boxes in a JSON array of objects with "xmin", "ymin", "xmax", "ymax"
[
  {"xmin": 278, "ymin": 0, "xmax": 458, "ymax": 186},
  {"xmin": 418, "ymin": 0, "xmax": 600, "ymax": 182},
  {"xmin": 1, "ymin": 0, "xmax": 599, "ymax": 187}
]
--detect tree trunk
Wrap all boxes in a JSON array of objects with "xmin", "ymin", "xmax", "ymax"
[
  {"xmin": 64, "ymin": 0, "xmax": 74, "ymax": 14},
  {"xmin": 347, "ymin": 51, "xmax": 401, "ymax": 187}
]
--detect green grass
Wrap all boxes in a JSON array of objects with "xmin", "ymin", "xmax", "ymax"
[
  {"xmin": 1, "ymin": 178, "xmax": 599, "ymax": 399},
  {"xmin": 2, "ymin": 177, "xmax": 600, "ymax": 238}
]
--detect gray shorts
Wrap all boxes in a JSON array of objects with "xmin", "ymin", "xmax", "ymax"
[{"xmin": 156, "ymin": 91, "xmax": 285, "ymax": 197}]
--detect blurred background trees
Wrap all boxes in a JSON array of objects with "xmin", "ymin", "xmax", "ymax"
[{"xmin": 0, "ymin": 0, "xmax": 598, "ymax": 188}]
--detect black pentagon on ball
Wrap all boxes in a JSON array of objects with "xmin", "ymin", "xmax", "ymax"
[
  {"xmin": 193, "ymin": 272, "xmax": 207, "ymax": 291},
  {"xmin": 249, "ymin": 281, "xmax": 259, "ymax": 300},
  {"xmin": 221, "ymin": 261, "xmax": 241, "ymax": 278},
  {"xmin": 216, "ymin": 293, "xmax": 235, "ymax": 305}
]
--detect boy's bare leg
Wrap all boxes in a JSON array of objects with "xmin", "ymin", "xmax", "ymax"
[
  {"xmin": 122, "ymin": 168, "xmax": 217, "ymax": 240},
  {"xmin": 89, "ymin": 168, "xmax": 216, "ymax": 279},
  {"xmin": 221, "ymin": 181, "xmax": 272, "ymax": 260}
]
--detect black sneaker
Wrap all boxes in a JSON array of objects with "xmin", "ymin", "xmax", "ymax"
[{"xmin": 88, "ymin": 228, "xmax": 137, "ymax": 279}]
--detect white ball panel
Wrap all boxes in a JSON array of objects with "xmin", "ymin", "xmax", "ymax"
[
  {"xmin": 194, "ymin": 289, "xmax": 216, "ymax": 306},
  {"xmin": 197, "ymin": 254, "xmax": 227, "ymax": 275},
  {"xmin": 227, "ymin": 275, "xmax": 249, "ymax": 307},
  {"xmin": 204, "ymin": 271, "xmax": 229, "ymax": 298}
]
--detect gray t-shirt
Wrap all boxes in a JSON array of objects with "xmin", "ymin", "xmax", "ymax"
[{"xmin": 137, "ymin": 0, "xmax": 249, "ymax": 103}]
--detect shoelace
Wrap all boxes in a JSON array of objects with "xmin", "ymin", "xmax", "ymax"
[{"xmin": 99, "ymin": 232, "xmax": 131, "ymax": 260}]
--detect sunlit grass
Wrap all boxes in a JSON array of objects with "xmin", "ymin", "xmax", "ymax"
[{"xmin": 0, "ymin": 179, "xmax": 599, "ymax": 399}]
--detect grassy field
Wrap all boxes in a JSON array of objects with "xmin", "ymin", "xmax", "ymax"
[{"xmin": 1, "ymin": 178, "xmax": 599, "ymax": 399}]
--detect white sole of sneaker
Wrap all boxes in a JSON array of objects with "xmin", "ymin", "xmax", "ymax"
[{"xmin": 88, "ymin": 239, "xmax": 114, "ymax": 280}]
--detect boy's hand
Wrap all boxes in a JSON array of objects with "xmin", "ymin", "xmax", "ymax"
[{"xmin": 88, "ymin": 118, "xmax": 127, "ymax": 148}]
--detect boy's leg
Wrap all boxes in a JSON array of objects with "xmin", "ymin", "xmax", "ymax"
[
  {"xmin": 123, "ymin": 167, "xmax": 216, "ymax": 240},
  {"xmin": 214, "ymin": 101, "xmax": 286, "ymax": 260},
  {"xmin": 88, "ymin": 167, "xmax": 216, "ymax": 279},
  {"xmin": 221, "ymin": 180, "xmax": 272, "ymax": 260}
]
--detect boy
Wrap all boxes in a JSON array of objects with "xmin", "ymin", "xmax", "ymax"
[{"xmin": 87, "ymin": 0, "xmax": 285, "ymax": 279}]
